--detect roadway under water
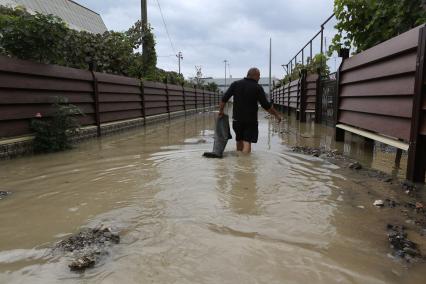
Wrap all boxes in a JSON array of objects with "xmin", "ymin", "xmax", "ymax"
[{"xmin": 0, "ymin": 110, "xmax": 425, "ymax": 283}]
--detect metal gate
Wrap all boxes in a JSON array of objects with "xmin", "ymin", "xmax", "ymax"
[{"xmin": 320, "ymin": 72, "xmax": 337, "ymax": 125}]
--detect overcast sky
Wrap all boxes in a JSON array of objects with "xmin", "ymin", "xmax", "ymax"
[{"xmin": 77, "ymin": 0, "xmax": 336, "ymax": 79}]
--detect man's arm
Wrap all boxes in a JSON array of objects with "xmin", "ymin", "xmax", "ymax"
[
  {"xmin": 218, "ymin": 82, "xmax": 235, "ymax": 117},
  {"xmin": 218, "ymin": 101, "xmax": 226, "ymax": 117},
  {"xmin": 265, "ymin": 106, "xmax": 282, "ymax": 123},
  {"xmin": 257, "ymin": 86, "xmax": 282, "ymax": 122}
]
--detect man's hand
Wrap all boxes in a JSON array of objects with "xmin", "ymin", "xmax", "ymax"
[
  {"xmin": 218, "ymin": 101, "xmax": 226, "ymax": 117},
  {"xmin": 267, "ymin": 106, "xmax": 282, "ymax": 123}
]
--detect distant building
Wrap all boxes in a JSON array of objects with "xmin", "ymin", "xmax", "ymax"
[
  {"xmin": 0, "ymin": 0, "xmax": 107, "ymax": 34},
  {"xmin": 204, "ymin": 77, "xmax": 279, "ymax": 97}
]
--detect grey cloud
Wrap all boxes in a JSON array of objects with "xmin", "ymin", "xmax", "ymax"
[{"xmin": 76, "ymin": 0, "xmax": 335, "ymax": 79}]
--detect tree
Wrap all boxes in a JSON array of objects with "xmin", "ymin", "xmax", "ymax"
[{"xmin": 330, "ymin": 0, "xmax": 426, "ymax": 54}]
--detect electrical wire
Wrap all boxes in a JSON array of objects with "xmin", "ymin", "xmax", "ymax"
[{"xmin": 155, "ymin": 0, "xmax": 176, "ymax": 54}]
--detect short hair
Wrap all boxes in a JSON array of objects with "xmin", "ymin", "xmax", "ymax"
[{"xmin": 247, "ymin": 67, "xmax": 260, "ymax": 78}]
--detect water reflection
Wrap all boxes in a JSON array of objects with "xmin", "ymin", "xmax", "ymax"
[
  {"xmin": 216, "ymin": 155, "xmax": 260, "ymax": 215},
  {"xmin": 271, "ymin": 112, "xmax": 407, "ymax": 179}
]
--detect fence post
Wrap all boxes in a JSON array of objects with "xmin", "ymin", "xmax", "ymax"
[
  {"xmin": 89, "ymin": 62, "xmax": 101, "ymax": 137},
  {"xmin": 140, "ymin": 80, "xmax": 146, "ymax": 125},
  {"xmin": 202, "ymin": 87, "xmax": 206, "ymax": 111},
  {"xmin": 164, "ymin": 78, "xmax": 170, "ymax": 120},
  {"xmin": 182, "ymin": 83, "xmax": 186, "ymax": 115},
  {"xmin": 287, "ymin": 82, "xmax": 291, "ymax": 117},
  {"xmin": 194, "ymin": 85, "xmax": 198, "ymax": 111},
  {"xmin": 300, "ymin": 69, "xmax": 307, "ymax": 123},
  {"xmin": 315, "ymin": 68, "xmax": 322, "ymax": 124},
  {"xmin": 407, "ymin": 26, "xmax": 426, "ymax": 183},
  {"xmin": 334, "ymin": 48, "xmax": 350, "ymax": 142}
]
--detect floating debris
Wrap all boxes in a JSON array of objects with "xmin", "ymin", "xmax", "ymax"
[
  {"xmin": 55, "ymin": 226, "xmax": 120, "ymax": 272},
  {"xmin": 374, "ymin": 200, "xmax": 385, "ymax": 207}
]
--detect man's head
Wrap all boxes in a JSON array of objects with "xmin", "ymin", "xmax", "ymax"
[{"xmin": 247, "ymin": 68, "xmax": 260, "ymax": 82}]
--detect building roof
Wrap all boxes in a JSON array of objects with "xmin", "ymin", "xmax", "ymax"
[
  {"xmin": 204, "ymin": 77, "xmax": 279, "ymax": 96},
  {"xmin": 0, "ymin": 0, "xmax": 107, "ymax": 34},
  {"xmin": 205, "ymin": 77, "xmax": 279, "ymax": 87}
]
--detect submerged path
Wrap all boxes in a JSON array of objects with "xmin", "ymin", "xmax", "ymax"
[{"xmin": 0, "ymin": 111, "xmax": 425, "ymax": 283}]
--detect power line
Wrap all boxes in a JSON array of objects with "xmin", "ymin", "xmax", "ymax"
[{"xmin": 155, "ymin": 0, "xmax": 176, "ymax": 54}]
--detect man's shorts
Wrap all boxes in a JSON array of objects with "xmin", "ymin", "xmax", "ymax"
[{"xmin": 232, "ymin": 121, "xmax": 259, "ymax": 143}]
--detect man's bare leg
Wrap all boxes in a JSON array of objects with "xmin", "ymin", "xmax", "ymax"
[
  {"xmin": 242, "ymin": 141, "xmax": 252, "ymax": 154},
  {"xmin": 236, "ymin": 141, "xmax": 243, "ymax": 151}
]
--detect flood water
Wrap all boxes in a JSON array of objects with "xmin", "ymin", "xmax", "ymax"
[{"xmin": 0, "ymin": 110, "xmax": 425, "ymax": 284}]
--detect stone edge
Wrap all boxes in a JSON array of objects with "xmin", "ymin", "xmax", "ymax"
[{"xmin": 0, "ymin": 107, "xmax": 216, "ymax": 160}]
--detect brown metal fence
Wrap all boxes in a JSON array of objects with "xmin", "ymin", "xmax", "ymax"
[
  {"xmin": 272, "ymin": 25, "xmax": 426, "ymax": 182},
  {"xmin": 305, "ymin": 73, "xmax": 320, "ymax": 122},
  {"xmin": 0, "ymin": 55, "xmax": 220, "ymax": 139},
  {"xmin": 271, "ymin": 74, "xmax": 319, "ymax": 122},
  {"xmin": 334, "ymin": 24, "xmax": 426, "ymax": 182}
]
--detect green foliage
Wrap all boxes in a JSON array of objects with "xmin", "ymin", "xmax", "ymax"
[
  {"xmin": 126, "ymin": 21, "xmax": 158, "ymax": 79},
  {"xmin": 281, "ymin": 53, "xmax": 330, "ymax": 85},
  {"xmin": 0, "ymin": 6, "xmax": 157, "ymax": 77},
  {"xmin": 330, "ymin": 0, "xmax": 426, "ymax": 54},
  {"xmin": 0, "ymin": 8, "xmax": 69, "ymax": 64},
  {"xmin": 31, "ymin": 98, "xmax": 83, "ymax": 153},
  {"xmin": 205, "ymin": 82, "xmax": 219, "ymax": 92}
]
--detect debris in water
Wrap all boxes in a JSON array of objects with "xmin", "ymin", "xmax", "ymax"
[
  {"xmin": 349, "ymin": 162, "xmax": 362, "ymax": 170},
  {"xmin": 69, "ymin": 254, "xmax": 96, "ymax": 271},
  {"xmin": 374, "ymin": 200, "xmax": 385, "ymax": 207},
  {"xmin": 0, "ymin": 191, "xmax": 11, "ymax": 200},
  {"xmin": 387, "ymin": 224, "xmax": 422, "ymax": 262},
  {"xmin": 415, "ymin": 202, "xmax": 424, "ymax": 213},
  {"xmin": 55, "ymin": 225, "xmax": 120, "ymax": 272}
]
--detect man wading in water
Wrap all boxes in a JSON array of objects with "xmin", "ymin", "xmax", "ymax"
[{"xmin": 218, "ymin": 67, "xmax": 282, "ymax": 154}]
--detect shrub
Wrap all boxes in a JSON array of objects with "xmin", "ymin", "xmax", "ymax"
[{"xmin": 31, "ymin": 98, "xmax": 83, "ymax": 153}]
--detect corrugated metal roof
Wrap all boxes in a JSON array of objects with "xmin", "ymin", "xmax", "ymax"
[{"xmin": 0, "ymin": 0, "xmax": 107, "ymax": 34}]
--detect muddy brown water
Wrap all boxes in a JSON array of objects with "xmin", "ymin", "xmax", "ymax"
[{"xmin": 0, "ymin": 110, "xmax": 425, "ymax": 284}]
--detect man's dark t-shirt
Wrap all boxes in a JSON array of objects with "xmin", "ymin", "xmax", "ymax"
[{"xmin": 221, "ymin": 78, "xmax": 271, "ymax": 122}]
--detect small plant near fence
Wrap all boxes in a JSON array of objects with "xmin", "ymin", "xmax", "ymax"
[{"xmin": 31, "ymin": 98, "xmax": 83, "ymax": 153}]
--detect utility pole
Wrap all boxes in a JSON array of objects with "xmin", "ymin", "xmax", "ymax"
[
  {"xmin": 141, "ymin": 0, "xmax": 148, "ymax": 53},
  {"xmin": 177, "ymin": 51, "xmax": 183, "ymax": 75},
  {"xmin": 269, "ymin": 38, "xmax": 272, "ymax": 98},
  {"xmin": 224, "ymin": 60, "xmax": 228, "ymax": 90}
]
